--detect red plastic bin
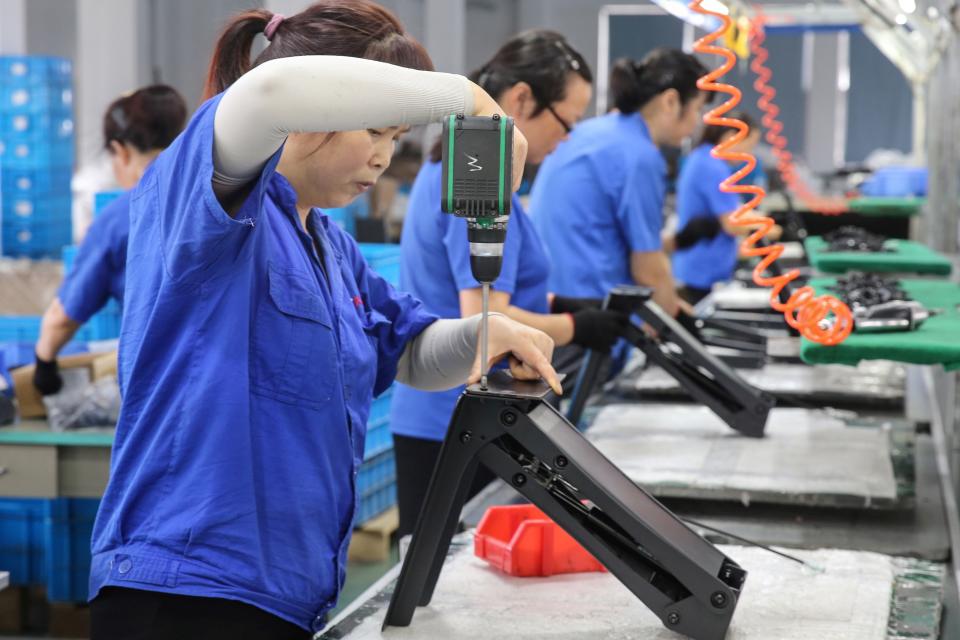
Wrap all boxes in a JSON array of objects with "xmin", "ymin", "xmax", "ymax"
[{"xmin": 473, "ymin": 504, "xmax": 606, "ymax": 577}]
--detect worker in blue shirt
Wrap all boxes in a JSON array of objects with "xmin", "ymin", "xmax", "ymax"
[
  {"xmin": 672, "ymin": 111, "xmax": 780, "ymax": 305},
  {"xmin": 391, "ymin": 31, "xmax": 628, "ymax": 538},
  {"xmin": 530, "ymin": 49, "xmax": 712, "ymax": 318},
  {"xmin": 32, "ymin": 85, "xmax": 186, "ymax": 395},
  {"xmin": 86, "ymin": 4, "xmax": 560, "ymax": 639}
]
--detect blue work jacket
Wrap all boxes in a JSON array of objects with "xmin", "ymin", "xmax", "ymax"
[{"xmin": 88, "ymin": 94, "xmax": 436, "ymax": 632}]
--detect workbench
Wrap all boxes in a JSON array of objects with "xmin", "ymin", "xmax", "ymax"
[
  {"xmin": 804, "ymin": 236, "xmax": 953, "ymax": 275},
  {"xmin": 799, "ymin": 278, "xmax": 960, "ymax": 369},
  {"xmin": 0, "ymin": 421, "xmax": 112, "ymax": 498}
]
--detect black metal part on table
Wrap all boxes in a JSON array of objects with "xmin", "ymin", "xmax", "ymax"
[
  {"xmin": 566, "ymin": 286, "xmax": 775, "ymax": 438},
  {"xmin": 822, "ymin": 225, "xmax": 890, "ymax": 253},
  {"xmin": 677, "ymin": 313, "xmax": 769, "ymax": 364},
  {"xmin": 383, "ymin": 370, "xmax": 747, "ymax": 640},
  {"xmin": 827, "ymin": 272, "xmax": 909, "ymax": 308}
]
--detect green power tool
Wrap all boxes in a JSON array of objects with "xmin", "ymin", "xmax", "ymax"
[{"xmin": 441, "ymin": 113, "xmax": 514, "ymax": 389}]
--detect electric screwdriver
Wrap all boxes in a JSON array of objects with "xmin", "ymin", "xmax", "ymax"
[{"xmin": 440, "ymin": 113, "xmax": 514, "ymax": 389}]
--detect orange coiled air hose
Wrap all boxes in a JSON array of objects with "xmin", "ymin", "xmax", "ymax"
[
  {"xmin": 690, "ymin": 0, "xmax": 853, "ymax": 344},
  {"xmin": 749, "ymin": 12, "xmax": 848, "ymax": 215}
]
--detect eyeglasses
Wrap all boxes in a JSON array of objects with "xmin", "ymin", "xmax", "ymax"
[{"xmin": 545, "ymin": 104, "xmax": 573, "ymax": 134}]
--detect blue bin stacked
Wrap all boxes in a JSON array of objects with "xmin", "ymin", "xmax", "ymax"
[
  {"xmin": 1, "ymin": 56, "xmax": 75, "ymax": 258},
  {"xmin": 0, "ymin": 497, "xmax": 100, "ymax": 602},
  {"xmin": 60, "ymin": 190, "xmax": 125, "ymax": 341},
  {"xmin": 355, "ymin": 243, "xmax": 402, "ymax": 525}
]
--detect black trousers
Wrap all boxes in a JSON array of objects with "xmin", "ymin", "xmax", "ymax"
[
  {"xmin": 90, "ymin": 586, "xmax": 310, "ymax": 640},
  {"xmin": 393, "ymin": 433, "xmax": 497, "ymax": 538}
]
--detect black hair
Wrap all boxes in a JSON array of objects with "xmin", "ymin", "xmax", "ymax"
[
  {"xmin": 609, "ymin": 48, "xmax": 711, "ymax": 115},
  {"xmin": 430, "ymin": 29, "xmax": 592, "ymax": 162},
  {"xmin": 698, "ymin": 110, "xmax": 756, "ymax": 146},
  {"xmin": 103, "ymin": 84, "xmax": 187, "ymax": 153},
  {"xmin": 203, "ymin": 1, "xmax": 433, "ymax": 101}
]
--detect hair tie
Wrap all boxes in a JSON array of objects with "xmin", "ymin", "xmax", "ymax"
[{"xmin": 264, "ymin": 13, "xmax": 285, "ymax": 41}]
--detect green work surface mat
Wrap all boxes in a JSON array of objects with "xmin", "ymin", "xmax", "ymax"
[
  {"xmin": 800, "ymin": 278, "xmax": 960, "ymax": 369},
  {"xmin": 805, "ymin": 237, "xmax": 953, "ymax": 275},
  {"xmin": 0, "ymin": 420, "xmax": 114, "ymax": 446},
  {"xmin": 847, "ymin": 197, "xmax": 925, "ymax": 217}
]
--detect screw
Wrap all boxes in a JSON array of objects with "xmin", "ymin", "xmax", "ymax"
[
  {"xmin": 456, "ymin": 113, "xmax": 464, "ymax": 120},
  {"xmin": 500, "ymin": 410, "xmax": 517, "ymax": 426},
  {"xmin": 460, "ymin": 431, "xmax": 472, "ymax": 444},
  {"xmin": 711, "ymin": 592, "xmax": 728, "ymax": 608},
  {"xmin": 492, "ymin": 114, "xmax": 501, "ymax": 120},
  {"xmin": 555, "ymin": 455, "xmax": 568, "ymax": 468},
  {"xmin": 512, "ymin": 473, "xmax": 526, "ymax": 487},
  {"xmin": 667, "ymin": 613, "xmax": 680, "ymax": 626}
]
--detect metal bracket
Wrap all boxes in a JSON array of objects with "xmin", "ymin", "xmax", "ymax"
[
  {"xmin": 383, "ymin": 370, "xmax": 746, "ymax": 640},
  {"xmin": 567, "ymin": 286, "xmax": 775, "ymax": 437}
]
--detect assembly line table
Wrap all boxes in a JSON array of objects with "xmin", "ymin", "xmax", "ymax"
[{"xmin": 0, "ymin": 421, "xmax": 113, "ymax": 498}]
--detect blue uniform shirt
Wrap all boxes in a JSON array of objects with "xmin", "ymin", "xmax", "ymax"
[
  {"xmin": 59, "ymin": 191, "xmax": 130, "ymax": 323},
  {"xmin": 673, "ymin": 143, "xmax": 741, "ymax": 290},
  {"xmin": 390, "ymin": 160, "xmax": 550, "ymax": 442},
  {"xmin": 530, "ymin": 113, "xmax": 666, "ymax": 299},
  {"xmin": 88, "ymin": 94, "xmax": 436, "ymax": 632}
]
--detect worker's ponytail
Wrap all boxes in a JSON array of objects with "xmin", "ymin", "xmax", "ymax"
[
  {"xmin": 202, "ymin": 10, "xmax": 272, "ymax": 101},
  {"xmin": 610, "ymin": 48, "xmax": 711, "ymax": 114},
  {"xmin": 202, "ymin": 1, "xmax": 433, "ymax": 102}
]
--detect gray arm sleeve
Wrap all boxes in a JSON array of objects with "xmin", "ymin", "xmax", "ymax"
[
  {"xmin": 395, "ymin": 313, "xmax": 504, "ymax": 391},
  {"xmin": 212, "ymin": 56, "xmax": 474, "ymax": 190}
]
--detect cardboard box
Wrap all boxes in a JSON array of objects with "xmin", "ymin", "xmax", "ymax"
[{"xmin": 11, "ymin": 350, "xmax": 118, "ymax": 419}]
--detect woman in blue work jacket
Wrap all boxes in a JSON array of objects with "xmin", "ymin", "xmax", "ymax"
[
  {"xmin": 32, "ymin": 85, "xmax": 186, "ymax": 395},
  {"xmin": 672, "ymin": 111, "xmax": 768, "ymax": 305},
  {"xmin": 86, "ymin": 4, "xmax": 561, "ymax": 639},
  {"xmin": 530, "ymin": 49, "xmax": 712, "ymax": 318},
  {"xmin": 391, "ymin": 31, "xmax": 628, "ymax": 538}
]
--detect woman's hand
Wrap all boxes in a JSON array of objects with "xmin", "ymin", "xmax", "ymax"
[
  {"xmin": 470, "ymin": 83, "xmax": 529, "ymax": 192},
  {"xmin": 468, "ymin": 314, "xmax": 562, "ymax": 395}
]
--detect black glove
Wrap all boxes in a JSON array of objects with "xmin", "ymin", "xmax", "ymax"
[
  {"xmin": 570, "ymin": 309, "xmax": 630, "ymax": 353},
  {"xmin": 674, "ymin": 215, "xmax": 721, "ymax": 250},
  {"xmin": 33, "ymin": 353, "xmax": 63, "ymax": 396},
  {"xmin": 551, "ymin": 296, "xmax": 603, "ymax": 315}
]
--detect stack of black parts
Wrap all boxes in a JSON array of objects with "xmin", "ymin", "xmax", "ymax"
[
  {"xmin": 822, "ymin": 226, "xmax": 890, "ymax": 253},
  {"xmin": 828, "ymin": 272, "xmax": 909, "ymax": 309}
]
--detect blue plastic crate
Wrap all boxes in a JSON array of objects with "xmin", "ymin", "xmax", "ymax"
[
  {"xmin": 44, "ymin": 498, "xmax": 99, "ymax": 602},
  {"xmin": 94, "ymin": 190, "xmax": 124, "ymax": 215},
  {"xmin": 0, "ymin": 112, "xmax": 73, "ymax": 142},
  {"xmin": 3, "ymin": 221, "xmax": 72, "ymax": 257},
  {"xmin": 0, "ymin": 340, "xmax": 88, "ymax": 373},
  {"xmin": 363, "ymin": 385, "xmax": 394, "ymax": 460},
  {"xmin": 0, "ymin": 137, "xmax": 73, "ymax": 168},
  {"xmin": 0, "ymin": 56, "xmax": 71, "ymax": 87},
  {"xmin": 0, "ymin": 498, "xmax": 47, "ymax": 585},
  {"xmin": 1, "ymin": 167, "xmax": 72, "ymax": 196},
  {"xmin": 356, "ymin": 448, "xmax": 396, "ymax": 497},
  {"xmin": 0, "ymin": 84, "xmax": 73, "ymax": 114},
  {"xmin": 0, "ymin": 497, "xmax": 100, "ymax": 602},
  {"xmin": 323, "ymin": 193, "xmax": 370, "ymax": 238},
  {"xmin": 3, "ymin": 195, "xmax": 72, "ymax": 223},
  {"xmin": 358, "ymin": 243, "xmax": 401, "ymax": 287},
  {"xmin": 355, "ymin": 481, "xmax": 397, "ymax": 524},
  {"xmin": 325, "ymin": 207, "xmax": 356, "ymax": 237}
]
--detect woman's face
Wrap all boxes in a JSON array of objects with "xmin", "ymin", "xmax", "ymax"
[
  {"xmin": 278, "ymin": 126, "xmax": 407, "ymax": 209},
  {"xmin": 511, "ymin": 74, "xmax": 592, "ymax": 164},
  {"xmin": 664, "ymin": 90, "xmax": 709, "ymax": 147}
]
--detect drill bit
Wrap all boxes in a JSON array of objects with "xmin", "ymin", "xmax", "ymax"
[{"xmin": 481, "ymin": 282, "xmax": 490, "ymax": 389}]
